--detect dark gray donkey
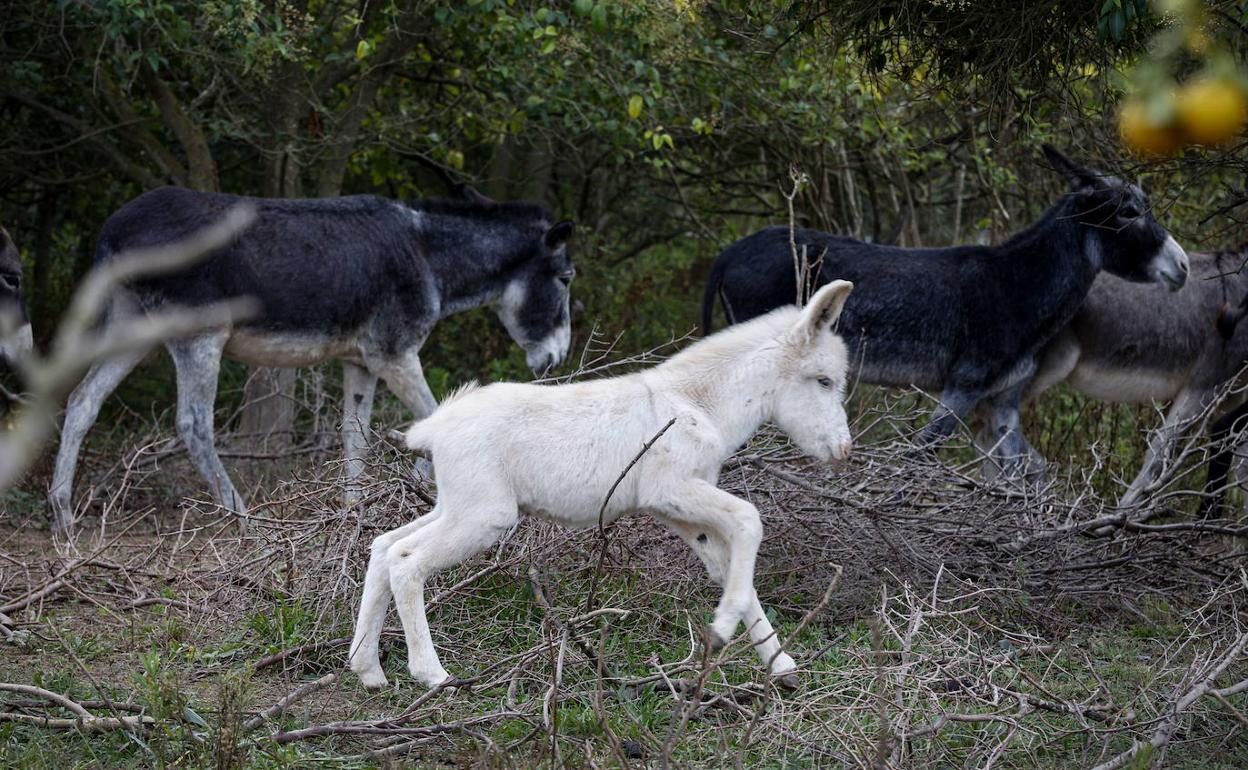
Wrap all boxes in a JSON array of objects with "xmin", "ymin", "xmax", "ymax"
[
  {"xmin": 49, "ymin": 187, "xmax": 576, "ymax": 532},
  {"xmin": 0, "ymin": 226, "xmax": 32, "ymax": 369},
  {"xmin": 701, "ymin": 146, "xmax": 1189, "ymax": 470},
  {"xmin": 985, "ymin": 246, "xmax": 1248, "ymax": 507}
]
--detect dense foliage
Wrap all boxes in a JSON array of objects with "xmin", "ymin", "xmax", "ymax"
[{"xmin": 1, "ymin": 0, "xmax": 1246, "ymax": 426}]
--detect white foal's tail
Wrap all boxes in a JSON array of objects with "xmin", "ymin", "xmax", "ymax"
[{"xmin": 403, "ymin": 380, "xmax": 481, "ymax": 453}]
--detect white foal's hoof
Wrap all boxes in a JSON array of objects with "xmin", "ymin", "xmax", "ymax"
[
  {"xmin": 702, "ymin": 625, "xmax": 729, "ymax": 653},
  {"xmin": 773, "ymin": 671, "xmax": 800, "ymax": 691},
  {"xmin": 353, "ymin": 666, "xmax": 389, "ymax": 691},
  {"xmin": 769, "ymin": 653, "xmax": 799, "ymax": 690},
  {"xmin": 410, "ymin": 663, "xmax": 452, "ymax": 689}
]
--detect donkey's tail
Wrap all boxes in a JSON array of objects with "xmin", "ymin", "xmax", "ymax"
[
  {"xmin": 700, "ymin": 254, "xmax": 727, "ymax": 337},
  {"xmin": 403, "ymin": 380, "xmax": 481, "ymax": 452}
]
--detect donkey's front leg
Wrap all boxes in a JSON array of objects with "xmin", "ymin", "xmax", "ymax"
[
  {"xmin": 662, "ymin": 480, "xmax": 767, "ymax": 652},
  {"xmin": 658, "ymin": 515, "xmax": 797, "ymax": 682},
  {"xmin": 341, "ymin": 363, "xmax": 378, "ymax": 506},
  {"xmin": 373, "ymin": 349, "xmax": 439, "ymax": 482},
  {"xmin": 977, "ymin": 384, "xmax": 1040, "ymax": 481}
]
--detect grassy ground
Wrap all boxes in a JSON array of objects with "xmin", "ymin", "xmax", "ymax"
[{"xmin": 2, "ymin": 382, "xmax": 1247, "ymax": 768}]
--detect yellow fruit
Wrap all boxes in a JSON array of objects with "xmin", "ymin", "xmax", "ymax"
[
  {"xmin": 1175, "ymin": 79, "xmax": 1247, "ymax": 147},
  {"xmin": 1118, "ymin": 99, "xmax": 1183, "ymax": 158}
]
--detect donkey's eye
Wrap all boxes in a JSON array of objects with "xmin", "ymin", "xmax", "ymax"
[
  {"xmin": 816, "ymin": 376, "xmax": 833, "ymax": 388},
  {"xmin": 0, "ymin": 273, "xmax": 18, "ymax": 290},
  {"xmin": 1118, "ymin": 204, "xmax": 1142, "ymax": 220},
  {"xmin": 557, "ymin": 269, "xmax": 575, "ymax": 286}
]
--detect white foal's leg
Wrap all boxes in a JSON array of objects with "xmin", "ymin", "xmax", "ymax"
[
  {"xmin": 348, "ymin": 509, "xmax": 444, "ymax": 689},
  {"xmin": 167, "ymin": 332, "xmax": 246, "ymax": 516},
  {"xmin": 386, "ymin": 499, "xmax": 518, "ymax": 687},
  {"xmin": 48, "ymin": 349, "xmax": 148, "ymax": 533},
  {"xmin": 658, "ymin": 515, "xmax": 797, "ymax": 681},
  {"xmin": 1121, "ymin": 388, "xmax": 1208, "ymax": 508},
  {"xmin": 341, "ymin": 363, "xmax": 378, "ymax": 507},
  {"xmin": 660, "ymin": 480, "xmax": 766, "ymax": 653}
]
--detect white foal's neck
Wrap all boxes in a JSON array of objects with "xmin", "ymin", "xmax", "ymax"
[{"xmin": 648, "ymin": 308, "xmax": 798, "ymax": 452}]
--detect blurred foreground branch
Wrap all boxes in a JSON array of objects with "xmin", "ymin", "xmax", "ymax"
[{"xmin": 0, "ymin": 207, "xmax": 258, "ymax": 494}]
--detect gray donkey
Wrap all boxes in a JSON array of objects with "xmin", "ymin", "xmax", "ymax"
[
  {"xmin": 982, "ymin": 246, "xmax": 1248, "ymax": 507},
  {"xmin": 703, "ymin": 146, "xmax": 1189, "ymax": 472},
  {"xmin": 0, "ymin": 227, "xmax": 32, "ymax": 370},
  {"xmin": 49, "ymin": 187, "xmax": 576, "ymax": 532}
]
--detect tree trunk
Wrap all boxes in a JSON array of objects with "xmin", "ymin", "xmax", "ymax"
[
  {"xmin": 31, "ymin": 188, "xmax": 59, "ymax": 343},
  {"xmin": 240, "ymin": 78, "xmax": 306, "ymax": 444},
  {"xmin": 238, "ymin": 367, "xmax": 298, "ymax": 445}
]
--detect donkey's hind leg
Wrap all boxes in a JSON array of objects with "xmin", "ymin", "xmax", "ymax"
[
  {"xmin": 341, "ymin": 363, "xmax": 378, "ymax": 507},
  {"xmin": 915, "ymin": 387, "xmax": 982, "ymax": 452},
  {"xmin": 348, "ymin": 509, "xmax": 444, "ymax": 689},
  {"xmin": 167, "ymin": 331, "xmax": 246, "ymax": 516},
  {"xmin": 386, "ymin": 496, "xmax": 517, "ymax": 687},
  {"xmin": 658, "ymin": 515, "xmax": 797, "ymax": 682},
  {"xmin": 1121, "ymin": 387, "xmax": 1208, "ymax": 508},
  {"xmin": 48, "ymin": 350, "xmax": 148, "ymax": 533}
]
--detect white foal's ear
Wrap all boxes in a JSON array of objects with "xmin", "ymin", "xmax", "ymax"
[{"xmin": 795, "ymin": 280, "xmax": 853, "ymax": 342}]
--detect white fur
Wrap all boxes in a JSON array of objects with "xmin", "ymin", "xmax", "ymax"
[{"xmin": 349, "ymin": 280, "xmax": 856, "ymax": 689}]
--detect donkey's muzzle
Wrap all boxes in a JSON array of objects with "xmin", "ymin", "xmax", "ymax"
[{"xmin": 1151, "ymin": 235, "xmax": 1189, "ymax": 292}]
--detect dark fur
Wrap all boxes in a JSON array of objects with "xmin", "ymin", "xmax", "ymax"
[
  {"xmin": 98, "ymin": 187, "xmax": 574, "ymax": 353},
  {"xmin": 702, "ymin": 146, "xmax": 1186, "ymax": 458},
  {"xmin": 49, "ymin": 187, "xmax": 576, "ymax": 531},
  {"xmin": 1200, "ymin": 268, "xmax": 1248, "ymax": 517}
]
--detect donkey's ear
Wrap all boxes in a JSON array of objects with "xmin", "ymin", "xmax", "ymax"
[
  {"xmin": 460, "ymin": 185, "xmax": 497, "ymax": 207},
  {"xmin": 796, "ymin": 280, "xmax": 853, "ymax": 341},
  {"xmin": 544, "ymin": 220, "xmax": 575, "ymax": 250},
  {"xmin": 1042, "ymin": 144, "xmax": 1099, "ymax": 188}
]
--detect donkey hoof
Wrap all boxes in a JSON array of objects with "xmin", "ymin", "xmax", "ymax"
[
  {"xmin": 773, "ymin": 672, "xmax": 800, "ymax": 691},
  {"xmin": 702, "ymin": 626, "xmax": 728, "ymax": 653},
  {"xmin": 410, "ymin": 665, "xmax": 452, "ymax": 689},
  {"xmin": 354, "ymin": 668, "xmax": 389, "ymax": 691}
]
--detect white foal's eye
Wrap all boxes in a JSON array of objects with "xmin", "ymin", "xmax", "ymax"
[{"xmin": 816, "ymin": 376, "xmax": 833, "ymax": 388}]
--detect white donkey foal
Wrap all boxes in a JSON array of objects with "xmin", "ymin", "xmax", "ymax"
[{"xmin": 348, "ymin": 280, "xmax": 856, "ymax": 690}]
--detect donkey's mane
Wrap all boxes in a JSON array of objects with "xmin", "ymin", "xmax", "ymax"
[
  {"xmin": 661, "ymin": 306, "xmax": 797, "ymax": 373},
  {"xmin": 412, "ymin": 197, "xmax": 552, "ymax": 225},
  {"xmin": 438, "ymin": 380, "xmax": 482, "ymax": 409}
]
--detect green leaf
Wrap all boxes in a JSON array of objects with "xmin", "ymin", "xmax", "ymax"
[
  {"xmin": 574, "ymin": 0, "xmax": 593, "ymax": 16},
  {"xmin": 355, "ymin": 39, "xmax": 372, "ymax": 60},
  {"xmin": 627, "ymin": 94, "xmax": 643, "ymax": 119},
  {"xmin": 182, "ymin": 706, "xmax": 208, "ymax": 727}
]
